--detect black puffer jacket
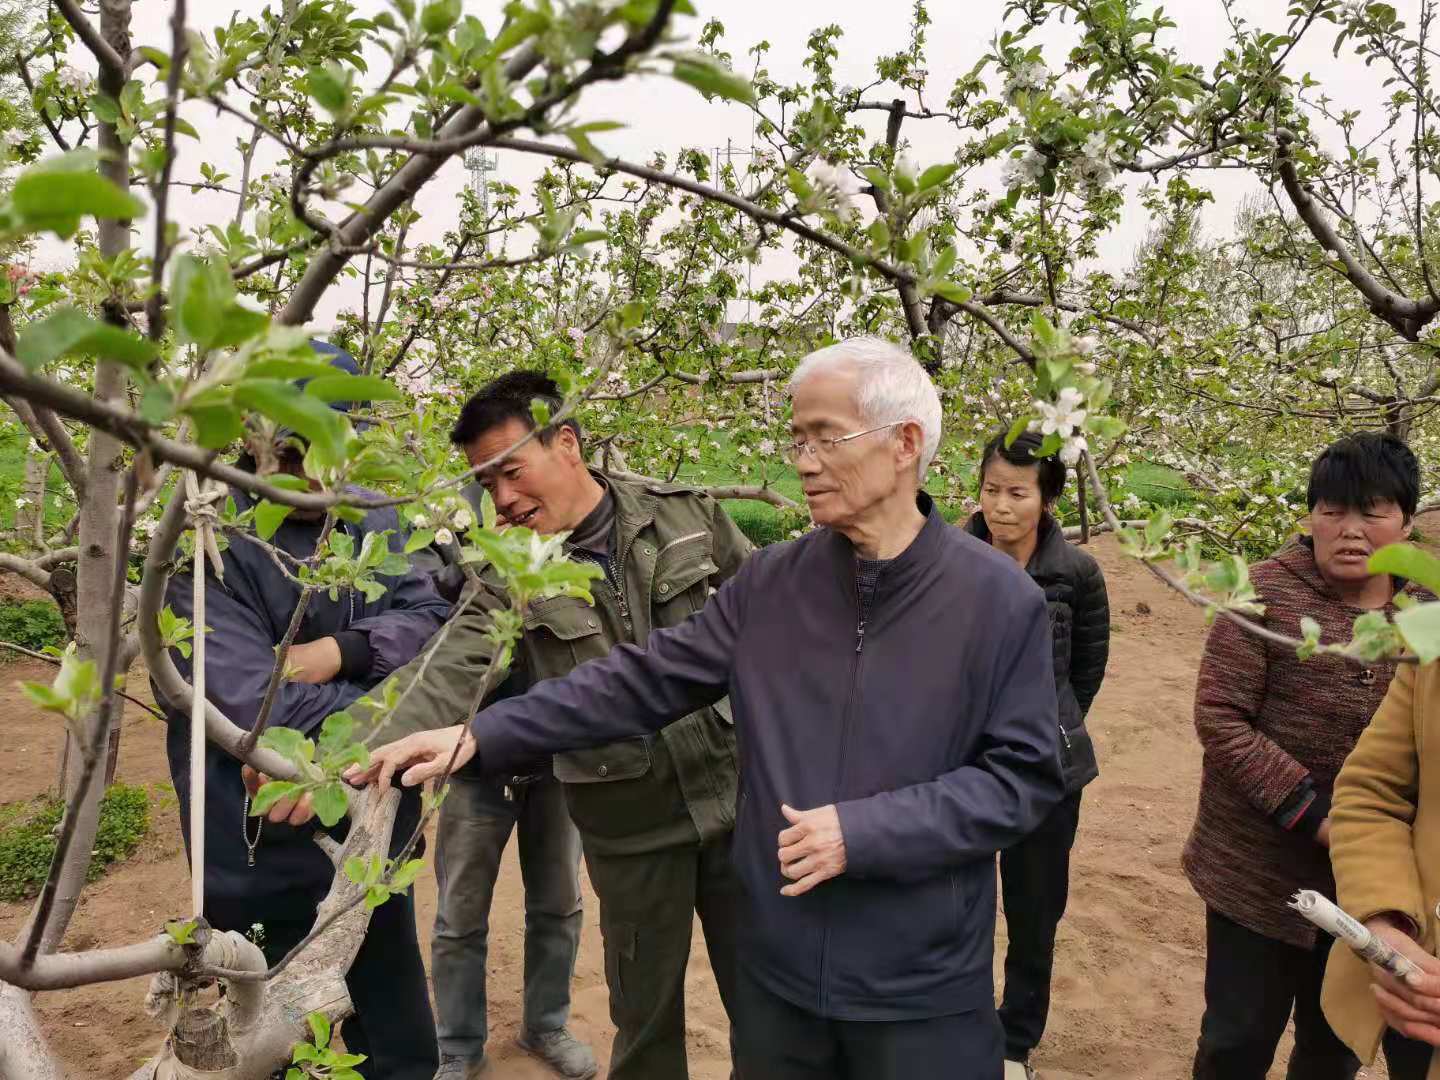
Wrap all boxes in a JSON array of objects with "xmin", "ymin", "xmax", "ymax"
[{"xmin": 965, "ymin": 511, "xmax": 1108, "ymax": 792}]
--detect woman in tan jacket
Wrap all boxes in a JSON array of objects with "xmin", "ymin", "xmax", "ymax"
[{"xmin": 1325, "ymin": 657, "xmax": 1440, "ymax": 1079}]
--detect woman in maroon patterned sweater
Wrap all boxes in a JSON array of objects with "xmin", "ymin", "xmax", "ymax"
[{"xmin": 1184, "ymin": 432, "xmax": 1425, "ymax": 1080}]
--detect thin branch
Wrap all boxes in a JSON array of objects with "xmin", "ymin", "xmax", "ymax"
[
  {"xmin": 14, "ymin": 53, "xmax": 70, "ymax": 150},
  {"xmin": 18, "ymin": 465, "xmax": 140, "ymax": 969},
  {"xmin": 0, "ymin": 640, "xmax": 165, "ymax": 721},
  {"xmin": 144, "ymin": 0, "xmax": 189, "ymax": 343}
]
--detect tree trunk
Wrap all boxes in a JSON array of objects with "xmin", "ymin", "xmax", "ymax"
[
  {"xmin": 1076, "ymin": 463, "xmax": 1090, "ymax": 544},
  {"xmin": 20, "ymin": 448, "xmax": 46, "ymax": 548},
  {"xmin": 36, "ymin": 0, "xmax": 133, "ymax": 956},
  {"xmin": 0, "ymin": 982, "xmax": 65, "ymax": 1080}
]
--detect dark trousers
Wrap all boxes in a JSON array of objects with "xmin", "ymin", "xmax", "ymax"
[
  {"xmin": 431, "ymin": 772, "xmax": 583, "ymax": 1061},
  {"xmin": 1194, "ymin": 907, "xmax": 1357, "ymax": 1080},
  {"xmin": 732, "ymin": 963, "xmax": 1003, "ymax": 1080},
  {"xmin": 209, "ymin": 888, "xmax": 438, "ymax": 1080},
  {"xmin": 1385, "ymin": 1028, "xmax": 1439, "ymax": 1080},
  {"xmin": 998, "ymin": 790, "xmax": 1082, "ymax": 1061},
  {"xmin": 583, "ymin": 833, "xmax": 742, "ymax": 1080}
]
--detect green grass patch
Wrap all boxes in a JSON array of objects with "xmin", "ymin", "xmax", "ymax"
[
  {"xmin": 1123, "ymin": 461, "xmax": 1197, "ymax": 508},
  {"xmin": 0, "ymin": 599, "xmax": 67, "ymax": 657},
  {"xmin": 0, "ymin": 783, "xmax": 152, "ymax": 902}
]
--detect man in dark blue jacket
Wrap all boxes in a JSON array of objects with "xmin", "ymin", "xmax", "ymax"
[
  {"xmin": 334, "ymin": 337, "xmax": 1064, "ymax": 1078},
  {"xmin": 157, "ymin": 344, "xmax": 449, "ymax": 1080}
]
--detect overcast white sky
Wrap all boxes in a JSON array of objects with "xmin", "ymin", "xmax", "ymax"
[{"xmin": 43, "ymin": 0, "xmax": 1416, "ymax": 325}]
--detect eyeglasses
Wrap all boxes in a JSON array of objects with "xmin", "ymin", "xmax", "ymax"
[{"xmin": 783, "ymin": 423, "xmax": 899, "ymax": 462}]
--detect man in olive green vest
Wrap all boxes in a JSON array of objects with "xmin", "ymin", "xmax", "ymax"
[{"xmin": 344, "ymin": 370, "xmax": 750, "ymax": 1079}]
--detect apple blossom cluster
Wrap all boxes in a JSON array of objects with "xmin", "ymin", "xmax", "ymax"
[
  {"xmin": 1001, "ymin": 148, "xmax": 1047, "ymax": 190},
  {"xmin": 54, "ymin": 65, "xmax": 92, "ymax": 94},
  {"xmin": 1030, "ymin": 386, "xmax": 1090, "ymax": 466},
  {"xmin": 1004, "ymin": 59, "xmax": 1049, "ymax": 101}
]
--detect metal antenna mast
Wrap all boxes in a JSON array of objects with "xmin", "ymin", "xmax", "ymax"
[{"xmin": 463, "ymin": 149, "xmax": 499, "ymax": 248}]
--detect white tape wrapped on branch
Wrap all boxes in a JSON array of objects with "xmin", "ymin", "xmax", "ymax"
[
  {"xmin": 1289, "ymin": 890, "xmax": 1419, "ymax": 979},
  {"xmin": 183, "ymin": 472, "xmax": 226, "ymax": 919}
]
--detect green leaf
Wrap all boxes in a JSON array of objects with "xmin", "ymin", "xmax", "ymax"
[
  {"xmin": 404, "ymin": 528, "xmax": 436, "ymax": 554},
  {"xmin": 171, "ymin": 255, "xmax": 234, "ymax": 349},
  {"xmin": 250, "ymin": 780, "xmax": 301, "ymax": 816},
  {"xmin": 344, "ymin": 856, "xmax": 368, "ymax": 884},
  {"xmin": 87, "ymin": 94, "xmax": 121, "ymax": 125},
  {"xmin": 421, "ymin": 0, "xmax": 462, "ymax": 34},
  {"xmin": 311, "ymin": 781, "xmax": 349, "ymax": 827},
  {"xmin": 184, "ymin": 402, "xmax": 245, "ymax": 450},
  {"xmin": 671, "ymin": 54, "xmax": 755, "ymax": 104},
  {"xmin": 388, "ymin": 858, "xmax": 424, "ymax": 892},
  {"xmin": 163, "ymin": 918, "xmax": 198, "ymax": 945},
  {"xmin": 259, "ymin": 726, "xmax": 309, "ymax": 762},
  {"xmin": 917, "ymin": 162, "xmax": 959, "ymax": 191},
  {"xmin": 139, "ymin": 382, "xmax": 176, "ymax": 424},
  {"xmin": 1004, "ymin": 415, "xmax": 1032, "ymax": 448},
  {"xmin": 234, "ymin": 379, "xmax": 350, "ymax": 463},
  {"xmin": 11, "ymin": 152, "xmax": 146, "ymax": 237},
  {"xmin": 306, "ymin": 65, "xmax": 349, "ymax": 115},
  {"xmin": 1369, "ymin": 543, "xmax": 1440, "ymax": 595},
  {"xmin": 932, "ymin": 280, "xmax": 972, "ymax": 304},
  {"xmin": 306, "ymin": 1011, "xmax": 331, "ymax": 1051},
  {"xmin": 304, "ymin": 373, "xmax": 403, "ymax": 404},
  {"xmin": 618, "ymin": 0, "xmax": 696, "ymax": 25},
  {"xmin": 15, "ymin": 307, "xmax": 159, "ymax": 371},
  {"xmin": 254, "ymin": 500, "xmax": 293, "ymax": 540},
  {"xmin": 1396, "ymin": 602, "xmax": 1440, "ymax": 664}
]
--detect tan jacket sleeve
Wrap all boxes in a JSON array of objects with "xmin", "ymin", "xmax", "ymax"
[
  {"xmin": 1331, "ymin": 660, "xmax": 1427, "ymax": 932},
  {"xmin": 347, "ymin": 581, "xmax": 513, "ymax": 745}
]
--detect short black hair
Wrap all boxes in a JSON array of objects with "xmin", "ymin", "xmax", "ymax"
[
  {"xmin": 1306, "ymin": 431, "xmax": 1419, "ymax": 517},
  {"xmin": 449, "ymin": 370, "xmax": 582, "ymax": 452},
  {"xmin": 978, "ymin": 428, "xmax": 1067, "ymax": 505}
]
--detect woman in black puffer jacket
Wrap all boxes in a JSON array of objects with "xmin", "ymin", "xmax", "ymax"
[{"xmin": 964, "ymin": 429, "xmax": 1110, "ymax": 1080}]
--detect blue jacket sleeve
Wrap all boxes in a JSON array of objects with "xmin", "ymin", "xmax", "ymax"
[
  {"xmin": 166, "ymin": 568, "xmax": 367, "ymax": 737},
  {"xmin": 346, "ymin": 547, "xmax": 452, "ymax": 681},
  {"xmin": 835, "ymin": 586, "xmax": 1064, "ymax": 881},
  {"xmin": 470, "ymin": 561, "xmax": 748, "ymax": 772}
]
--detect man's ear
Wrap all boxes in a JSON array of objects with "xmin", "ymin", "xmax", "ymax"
[
  {"xmin": 896, "ymin": 420, "xmax": 924, "ymax": 472},
  {"xmin": 556, "ymin": 423, "xmax": 584, "ymax": 463}
]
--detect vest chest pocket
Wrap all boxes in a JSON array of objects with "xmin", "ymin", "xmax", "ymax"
[
  {"xmin": 522, "ymin": 596, "xmax": 608, "ymax": 673},
  {"xmin": 651, "ymin": 532, "xmax": 716, "ymax": 624}
]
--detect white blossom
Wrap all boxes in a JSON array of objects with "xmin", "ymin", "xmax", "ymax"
[
  {"xmin": 758, "ymin": 438, "xmax": 776, "ymax": 456},
  {"xmin": 566, "ymin": 327, "xmax": 585, "ymax": 347},
  {"xmin": 527, "ymin": 533, "xmax": 568, "ymax": 572},
  {"xmin": 412, "ymin": 513, "xmax": 430, "ymax": 529},
  {"xmin": 452, "ymin": 506, "xmax": 474, "ymax": 530},
  {"xmin": 1059, "ymin": 434, "xmax": 1088, "ymax": 466},
  {"xmin": 1057, "ymin": 84, "xmax": 1087, "ymax": 109},
  {"xmin": 55, "ymin": 65, "xmax": 91, "ymax": 93},
  {"xmin": 3, "ymin": 128, "xmax": 28, "ymax": 149},
  {"xmin": 1005, "ymin": 59, "xmax": 1048, "ymax": 99},
  {"xmin": 1001, "ymin": 147, "xmax": 1047, "ymax": 190},
  {"xmin": 1320, "ymin": 367, "xmax": 1344, "ymax": 382},
  {"xmin": 1034, "ymin": 386, "xmax": 1088, "ymax": 440},
  {"xmin": 434, "ymin": 527, "xmax": 454, "ymax": 545},
  {"xmin": 14, "ymin": 496, "xmax": 29, "ymax": 508}
]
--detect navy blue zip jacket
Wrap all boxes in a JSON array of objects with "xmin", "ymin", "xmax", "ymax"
[
  {"xmin": 471, "ymin": 493, "xmax": 1063, "ymax": 1019},
  {"xmin": 158, "ymin": 488, "xmax": 450, "ymax": 916}
]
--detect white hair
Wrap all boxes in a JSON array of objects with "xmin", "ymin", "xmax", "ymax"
[{"xmin": 789, "ymin": 336, "xmax": 943, "ymax": 481}]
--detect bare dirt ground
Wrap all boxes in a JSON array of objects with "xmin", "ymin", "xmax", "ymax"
[{"xmin": 0, "ymin": 533, "xmax": 1397, "ymax": 1078}]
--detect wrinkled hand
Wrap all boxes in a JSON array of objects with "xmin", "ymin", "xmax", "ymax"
[
  {"xmin": 285, "ymin": 637, "xmax": 342, "ymax": 685},
  {"xmin": 241, "ymin": 726, "xmax": 476, "ymax": 827},
  {"xmin": 241, "ymin": 764, "xmax": 315, "ymax": 826},
  {"xmin": 343, "ymin": 725, "xmax": 476, "ymax": 793},
  {"xmin": 777, "ymin": 803, "xmax": 847, "ymax": 897},
  {"xmin": 1366, "ymin": 915, "xmax": 1440, "ymax": 1046}
]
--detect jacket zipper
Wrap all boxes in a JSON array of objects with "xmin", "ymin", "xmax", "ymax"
[{"xmin": 818, "ymin": 569, "xmax": 871, "ymax": 1016}]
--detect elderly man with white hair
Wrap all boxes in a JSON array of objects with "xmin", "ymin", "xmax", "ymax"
[{"xmin": 336, "ymin": 336, "xmax": 1064, "ymax": 1077}]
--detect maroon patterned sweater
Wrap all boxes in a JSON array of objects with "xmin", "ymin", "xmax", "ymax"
[{"xmin": 1181, "ymin": 539, "xmax": 1421, "ymax": 948}]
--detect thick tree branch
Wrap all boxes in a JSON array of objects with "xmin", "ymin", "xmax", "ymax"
[
  {"xmin": 1275, "ymin": 129, "xmax": 1440, "ymax": 340},
  {"xmin": 54, "ymin": 0, "xmax": 125, "ymax": 75}
]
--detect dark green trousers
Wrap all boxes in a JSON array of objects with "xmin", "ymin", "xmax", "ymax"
[{"xmin": 584, "ymin": 834, "xmax": 741, "ymax": 1080}]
